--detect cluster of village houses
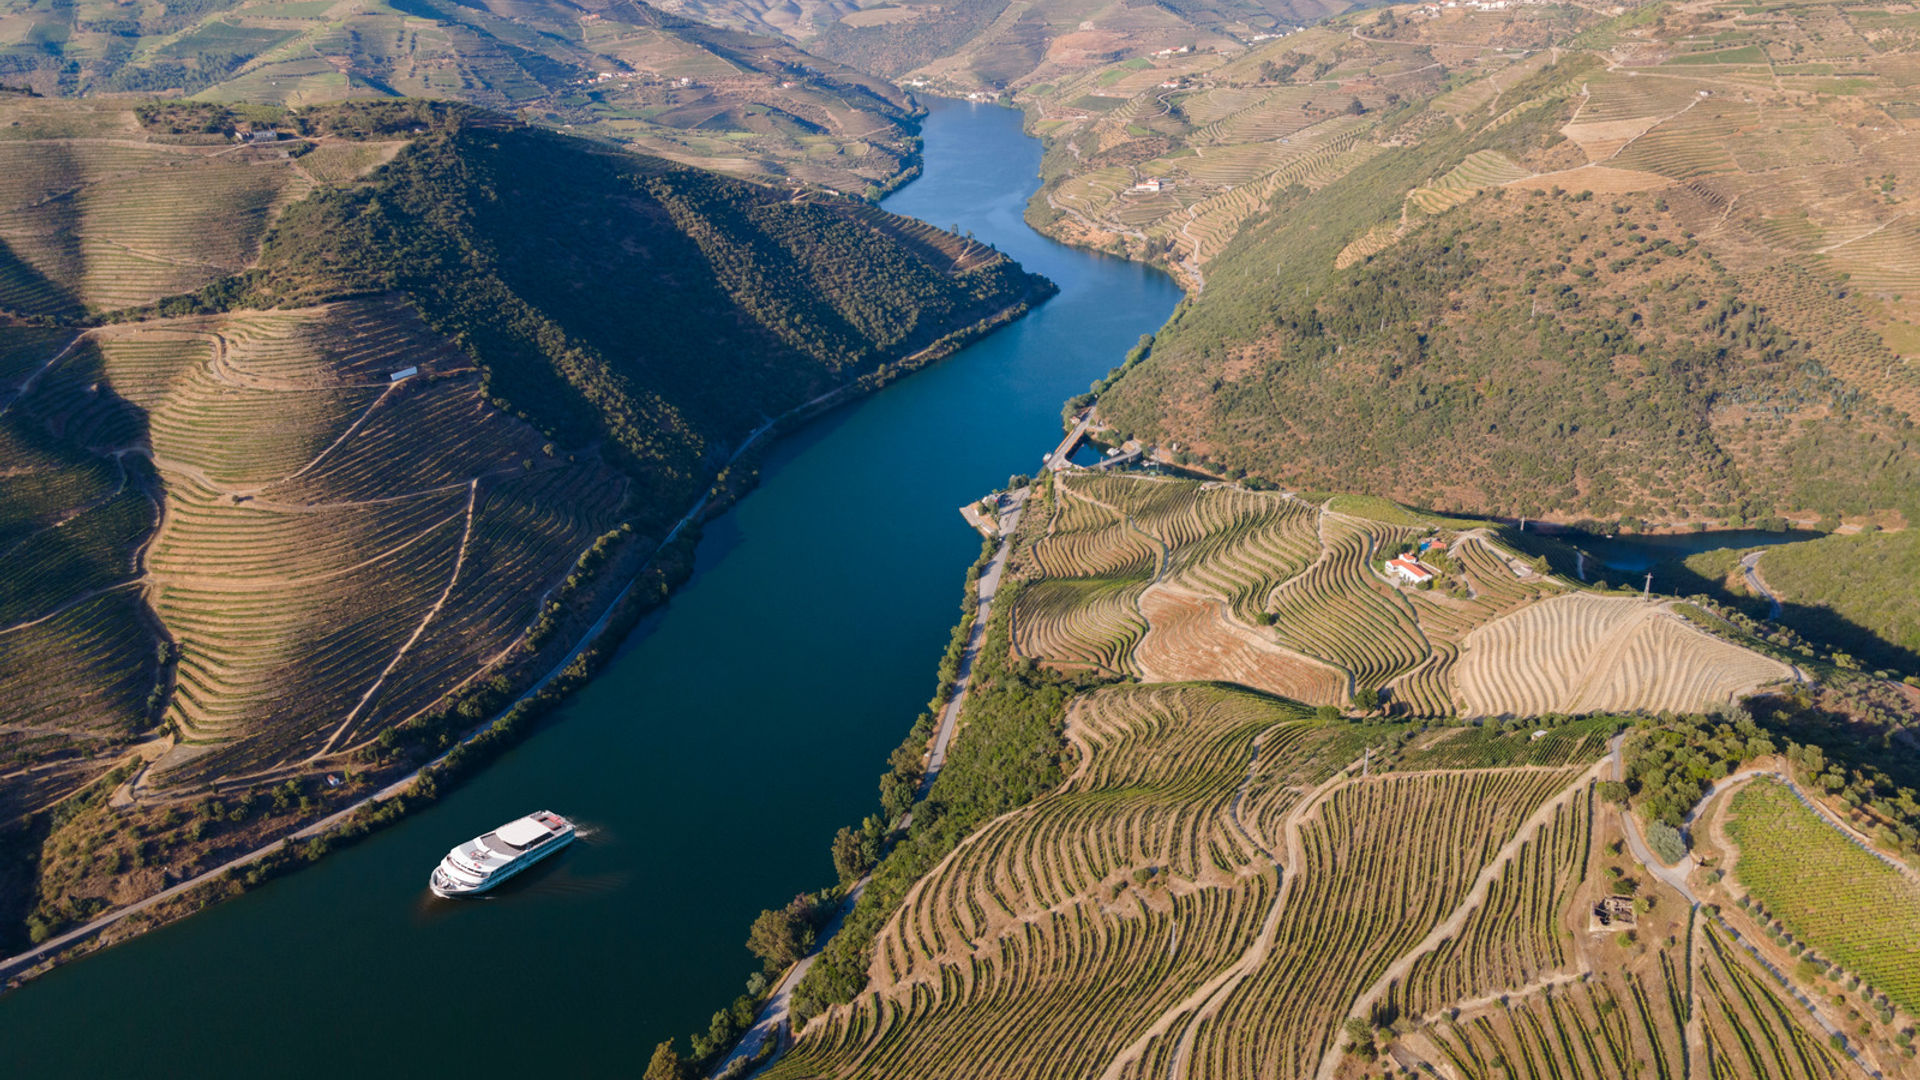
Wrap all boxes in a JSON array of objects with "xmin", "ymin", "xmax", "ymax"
[
  {"xmin": 1411, "ymin": 0, "xmax": 1558, "ymax": 14},
  {"xmin": 578, "ymin": 71, "xmax": 696, "ymax": 88}
]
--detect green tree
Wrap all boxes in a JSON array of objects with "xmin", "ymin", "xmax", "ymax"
[
  {"xmin": 747, "ymin": 899, "xmax": 817, "ymax": 973},
  {"xmin": 1343, "ymin": 1016, "xmax": 1376, "ymax": 1058},
  {"xmin": 1351, "ymin": 688, "xmax": 1381, "ymax": 714},
  {"xmin": 1596, "ymin": 780, "xmax": 1629, "ymax": 805},
  {"xmin": 831, "ymin": 816, "xmax": 884, "ymax": 887},
  {"xmin": 644, "ymin": 1040, "xmax": 686, "ymax": 1080},
  {"xmin": 1315, "ymin": 704, "xmax": 1342, "ymax": 723},
  {"xmin": 1645, "ymin": 820, "xmax": 1687, "ymax": 865}
]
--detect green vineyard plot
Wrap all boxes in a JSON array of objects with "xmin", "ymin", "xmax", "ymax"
[{"xmin": 1726, "ymin": 779, "xmax": 1920, "ymax": 1016}]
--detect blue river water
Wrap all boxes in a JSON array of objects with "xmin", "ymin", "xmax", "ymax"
[{"xmin": 0, "ymin": 100, "xmax": 1182, "ymax": 1077}]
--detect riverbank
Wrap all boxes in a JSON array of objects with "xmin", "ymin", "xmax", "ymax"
[
  {"xmin": 0, "ymin": 99, "xmax": 1183, "ymax": 1079},
  {"xmin": 711, "ymin": 488, "xmax": 1026, "ymax": 1076},
  {"xmin": 0, "ymin": 284, "xmax": 1053, "ymax": 994}
]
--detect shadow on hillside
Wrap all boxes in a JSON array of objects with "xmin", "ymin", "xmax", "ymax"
[
  {"xmin": 1466, "ymin": 521, "xmax": 1920, "ymax": 679},
  {"xmin": 1648, "ymin": 554, "xmax": 1920, "ymax": 677},
  {"xmin": 0, "ymin": 333, "xmax": 168, "ymax": 954},
  {"xmin": 0, "ymin": 205, "xmax": 86, "ymax": 324}
]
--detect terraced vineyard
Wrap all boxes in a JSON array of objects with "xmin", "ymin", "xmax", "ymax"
[
  {"xmin": 1, "ymin": 299, "xmax": 629, "ymax": 790},
  {"xmin": 772, "ymin": 471, "xmax": 1874, "ymax": 1077},
  {"xmin": 1406, "ymin": 904, "xmax": 1850, "ymax": 1080},
  {"xmin": 1418, "ymin": 967, "xmax": 1690, "ymax": 1080},
  {"xmin": 1699, "ymin": 922, "xmax": 1852, "ymax": 1080},
  {"xmin": 1, "ymin": 0, "xmax": 929, "ymax": 196},
  {"xmin": 1455, "ymin": 594, "xmax": 1794, "ymax": 718},
  {"xmin": 768, "ymin": 684, "xmax": 1365, "ymax": 1080},
  {"xmin": 1184, "ymin": 767, "xmax": 1586, "ymax": 1080},
  {"xmin": 1391, "ymin": 787, "xmax": 1593, "ymax": 1020},
  {"xmin": 1725, "ymin": 779, "xmax": 1920, "ymax": 1016},
  {"xmin": 767, "ymin": 681, "xmax": 1628, "ymax": 1080},
  {"xmin": 1007, "ymin": 475, "xmax": 1792, "ymax": 721},
  {"xmin": 1011, "ymin": 577, "xmax": 1148, "ymax": 677},
  {"xmin": 0, "ymin": 111, "xmax": 311, "ymax": 316},
  {"xmin": 1019, "ymin": 29, "xmax": 1450, "ymax": 279},
  {"xmin": 1266, "ymin": 514, "xmax": 1429, "ymax": 694},
  {"xmin": 131, "ymin": 302, "xmax": 626, "ymax": 785}
]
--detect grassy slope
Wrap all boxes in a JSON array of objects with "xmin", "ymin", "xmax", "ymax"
[{"xmin": 1757, "ymin": 530, "xmax": 1920, "ymax": 674}]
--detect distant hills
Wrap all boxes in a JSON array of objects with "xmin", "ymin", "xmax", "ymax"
[
  {"xmin": 652, "ymin": 0, "xmax": 1360, "ymax": 89},
  {"xmin": 0, "ymin": 0, "xmax": 926, "ymax": 194}
]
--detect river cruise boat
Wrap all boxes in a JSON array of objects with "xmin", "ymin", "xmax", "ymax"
[{"xmin": 429, "ymin": 810, "xmax": 575, "ymax": 897}]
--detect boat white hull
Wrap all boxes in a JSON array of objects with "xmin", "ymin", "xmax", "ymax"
[{"xmin": 430, "ymin": 832, "xmax": 575, "ymax": 898}]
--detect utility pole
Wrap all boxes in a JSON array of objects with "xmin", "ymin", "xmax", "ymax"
[
  {"xmin": 1362, "ymin": 745, "xmax": 1371, "ymax": 777},
  {"xmin": 1519, "ymin": 516, "xmax": 1527, "ymax": 532},
  {"xmin": 1643, "ymin": 571, "xmax": 1653, "ymax": 599}
]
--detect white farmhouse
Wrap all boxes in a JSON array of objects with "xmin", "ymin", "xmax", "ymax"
[{"xmin": 1386, "ymin": 553, "xmax": 1435, "ymax": 584}]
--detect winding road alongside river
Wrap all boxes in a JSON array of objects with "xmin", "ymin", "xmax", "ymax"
[{"xmin": 715, "ymin": 488, "xmax": 1028, "ymax": 1076}]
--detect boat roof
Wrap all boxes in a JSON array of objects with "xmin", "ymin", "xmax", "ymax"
[{"xmin": 495, "ymin": 815, "xmax": 555, "ymax": 848}]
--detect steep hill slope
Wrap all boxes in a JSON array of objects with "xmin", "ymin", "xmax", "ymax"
[
  {"xmin": 0, "ymin": 93, "xmax": 1049, "ymax": 951},
  {"xmin": 1022, "ymin": 0, "xmax": 1920, "ymax": 532},
  {"xmin": 0, "ymin": 0, "xmax": 922, "ymax": 194}
]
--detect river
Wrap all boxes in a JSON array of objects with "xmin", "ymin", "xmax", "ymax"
[
  {"xmin": 1570, "ymin": 529, "xmax": 1823, "ymax": 574},
  {"xmin": 0, "ymin": 100, "xmax": 1182, "ymax": 1076}
]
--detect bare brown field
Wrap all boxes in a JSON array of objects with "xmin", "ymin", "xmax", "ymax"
[{"xmin": 1134, "ymin": 584, "xmax": 1347, "ymax": 704}]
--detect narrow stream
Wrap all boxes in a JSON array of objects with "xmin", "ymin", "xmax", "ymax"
[{"xmin": 0, "ymin": 100, "xmax": 1183, "ymax": 1077}]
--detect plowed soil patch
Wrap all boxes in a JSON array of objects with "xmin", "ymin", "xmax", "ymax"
[{"xmin": 1135, "ymin": 585, "xmax": 1347, "ymax": 705}]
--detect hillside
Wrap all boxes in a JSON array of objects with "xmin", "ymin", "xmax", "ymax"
[
  {"xmin": 1675, "ymin": 528, "xmax": 1920, "ymax": 675},
  {"xmin": 0, "ymin": 93, "xmax": 1049, "ymax": 953},
  {"xmin": 737, "ymin": 466, "xmax": 1920, "ymax": 1080},
  {"xmin": 1006, "ymin": 472, "xmax": 1790, "ymax": 718},
  {"xmin": 0, "ymin": 0, "xmax": 923, "ymax": 194},
  {"xmin": 1016, "ymin": 0, "xmax": 1920, "ymax": 536},
  {"xmin": 651, "ymin": 0, "xmax": 1360, "ymax": 92}
]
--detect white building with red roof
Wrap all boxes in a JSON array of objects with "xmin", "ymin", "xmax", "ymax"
[{"xmin": 1386, "ymin": 552, "xmax": 1435, "ymax": 584}]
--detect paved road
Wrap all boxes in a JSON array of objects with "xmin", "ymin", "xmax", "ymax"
[
  {"xmin": 711, "ymin": 877, "xmax": 868, "ymax": 1078},
  {"xmin": 714, "ymin": 489, "xmax": 1026, "ymax": 1077},
  {"xmin": 925, "ymin": 490, "xmax": 1025, "ymax": 788},
  {"xmin": 1608, "ymin": 741, "xmax": 1889, "ymax": 1076},
  {"xmin": 1610, "ymin": 734, "xmax": 1699, "ymax": 903},
  {"xmin": 1044, "ymin": 414, "xmax": 1093, "ymax": 472},
  {"xmin": 1741, "ymin": 550, "xmax": 1783, "ymax": 620}
]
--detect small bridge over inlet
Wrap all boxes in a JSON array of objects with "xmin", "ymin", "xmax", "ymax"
[{"xmin": 1042, "ymin": 413, "xmax": 1143, "ymax": 473}]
